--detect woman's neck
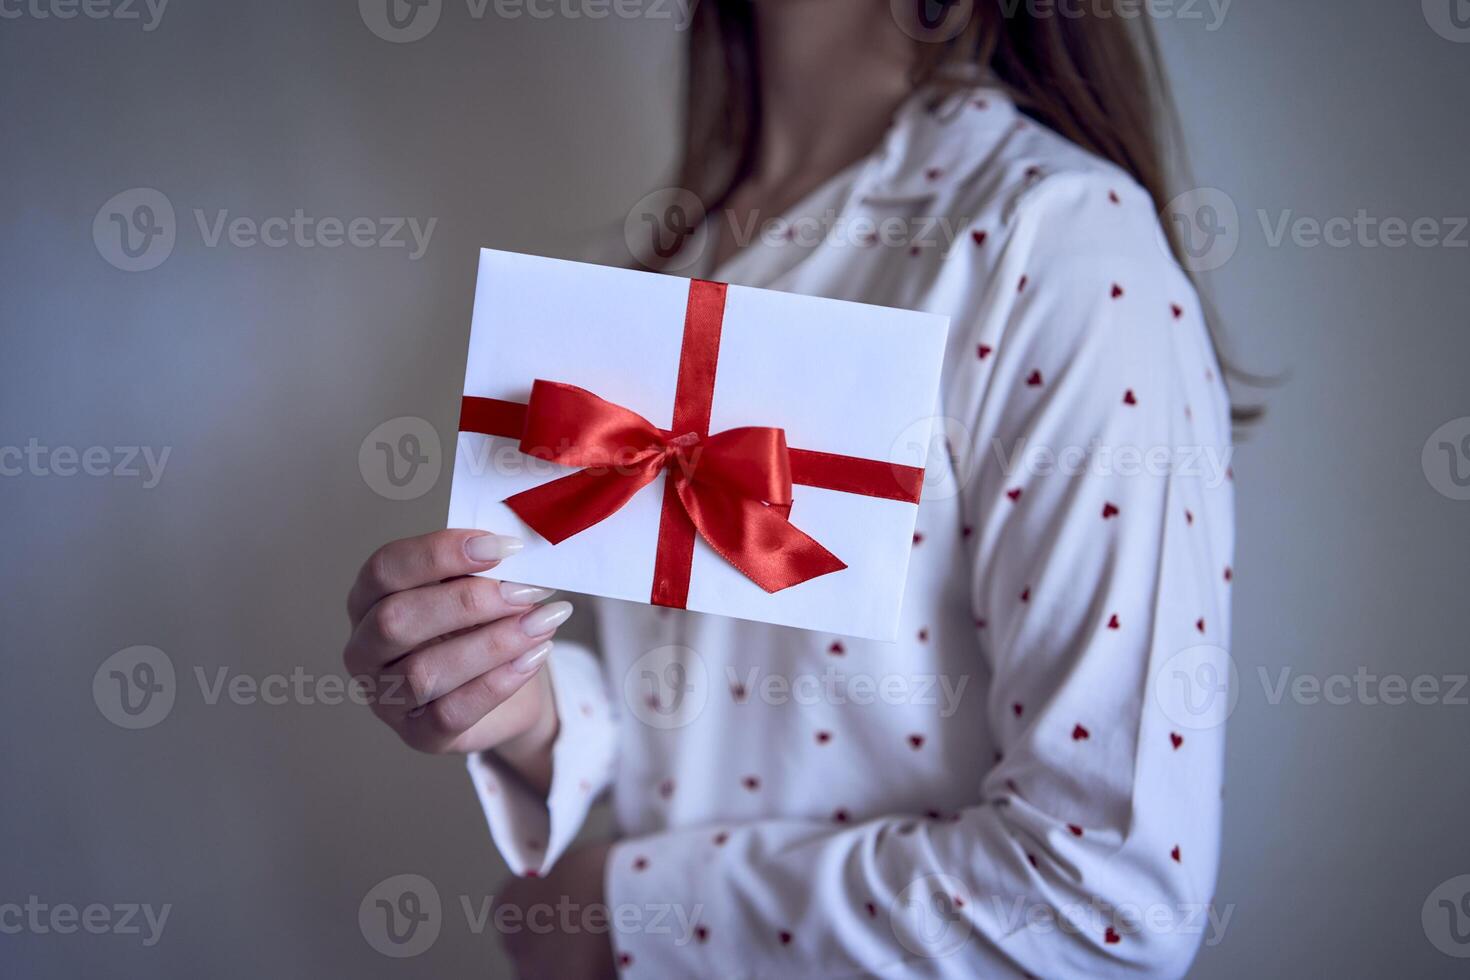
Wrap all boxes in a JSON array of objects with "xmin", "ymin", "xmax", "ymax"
[{"xmin": 750, "ymin": 0, "xmax": 916, "ymax": 188}]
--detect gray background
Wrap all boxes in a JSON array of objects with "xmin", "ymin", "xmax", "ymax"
[{"xmin": 2, "ymin": 0, "xmax": 1468, "ymax": 976}]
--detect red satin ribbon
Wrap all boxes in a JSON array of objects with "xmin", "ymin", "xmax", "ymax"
[{"xmin": 457, "ymin": 278, "xmax": 926, "ymax": 608}]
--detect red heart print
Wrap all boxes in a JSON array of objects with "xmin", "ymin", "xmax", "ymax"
[
  {"xmin": 815, "ymin": 730, "xmax": 832, "ymax": 744},
  {"xmin": 1072, "ymin": 724, "xmax": 1090, "ymax": 741},
  {"xmin": 1111, "ymin": 283, "xmax": 1124, "ymax": 299},
  {"xmin": 1224, "ymin": 566, "xmax": 1233, "ymax": 582},
  {"xmin": 712, "ymin": 831, "xmax": 729, "ymax": 846},
  {"xmin": 908, "ymin": 734, "xmax": 925, "ymax": 749},
  {"xmin": 1019, "ymin": 587, "xmax": 1030, "ymax": 603},
  {"xmin": 917, "ymin": 628, "xmax": 930, "ymax": 642},
  {"xmin": 973, "ymin": 98, "xmax": 989, "ymax": 110},
  {"xmin": 779, "ymin": 931, "xmax": 793, "ymax": 946},
  {"xmin": 977, "ymin": 343, "xmax": 993, "ymax": 359},
  {"xmin": 618, "ymin": 952, "xmax": 633, "ymax": 968},
  {"xmin": 908, "ymin": 245, "xmax": 921, "ymax": 257},
  {"xmin": 962, "ymin": 525, "xmax": 975, "ymax": 539},
  {"xmin": 1026, "ymin": 369, "xmax": 1043, "ymax": 386},
  {"xmin": 912, "ymin": 531, "xmax": 924, "ymax": 545},
  {"xmin": 1102, "ymin": 502, "xmax": 1120, "ymax": 519},
  {"xmin": 695, "ymin": 925, "xmax": 710, "ymax": 943},
  {"xmin": 1171, "ymin": 303, "xmax": 1184, "ymax": 319},
  {"xmin": 1170, "ymin": 732, "xmax": 1183, "ymax": 749},
  {"xmin": 1171, "ymin": 845, "xmax": 1181, "ymax": 863},
  {"xmin": 1184, "ymin": 509, "xmax": 1195, "ymax": 525},
  {"xmin": 865, "ymin": 901, "xmax": 878, "ymax": 917},
  {"xmin": 658, "ymin": 778, "xmax": 675, "ymax": 799},
  {"xmin": 953, "ymin": 895, "xmax": 965, "ymax": 909},
  {"xmin": 972, "ymin": 230, "xmax": 988, "ymax": 246},
  {"xmin": 1105, "ymin": 927, "xmax": 1120, "ymax": 945},
  {"xmin": 1018, "ymin": 275, "xmax": 1029, "ymax": 292},
  {"xmin": 828, "ymin": 641, "xmax": 845, "ymax": 656},
  {"xmin": 974, "ymin": 616, "xmax": 987, "ymax": 628},
  {"xmin": 1068, "ymin": 824, "xmax": 1084, "ymax": 837},
  {"xmin": 926, "ymin": 167, "xmax": 943, "ymax": 181},
  {"xmin": 1107, "ymin": 613, "xmax": 1120, "ymax": 630},
  {"xmin": 522, "ymin": 870, "xmax": 539, "ymax": 878},
  {"xmin": 742, "ymin": 775, "xmax": 760, "ymax": 791},
  {"xmin": 1025, "ymin": 165, "xmax": 1043, "ymax": 181},
  {"xmin": 632, "ymin": 856, "xmax": 649, "ymax": 871},
  {"xmin": 1013, "ymin": 702, "xmax": 1024, "ymax": 717},
  {"xmin": 832, "ymin": 809, "xmax": 849, "ymax": 823},
  {"xmin": 1196, "ymin": 617, "xmax": 1206, "ymax": 633},
  {"xmin": 730, "ymin": 683, "xmax": 747, "ymax": 702},
  {"xmin": 1109, "ymin": 189, "xmax": 1121, "ymax": 204},
  {"xmin": 1027, "ymin": 853, "xmax": 1039, "ymax": 869},
  {"xmin": 1006, "ymin": 487, "xmax": 1023, "ymax": 502},
  {"xmin": 1123, "ymin": 389, "xmax": 1137, "ymax": 405}
]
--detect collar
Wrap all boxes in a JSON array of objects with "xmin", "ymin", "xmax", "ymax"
[{"xmin": 853, "ymin": 77, "xmax": 1019, "ymax": 205}]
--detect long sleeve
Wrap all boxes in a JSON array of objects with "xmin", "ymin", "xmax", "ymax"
[
  {"xmin": 466, "ymin": 639, "xmax": 618, "ymax": 875},
  {"xmin": 603, "ymin": 173, "xmax": 1235, "ymax": 978}
]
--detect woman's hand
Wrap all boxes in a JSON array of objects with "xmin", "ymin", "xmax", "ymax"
[{"xmin": 343, "ymin": 529, "xmax": 571, "ymax": 778}]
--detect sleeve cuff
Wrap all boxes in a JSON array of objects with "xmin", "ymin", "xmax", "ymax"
[{"xmin": 465, "ymin": 640, "xmax": 616, "ymax": 876}]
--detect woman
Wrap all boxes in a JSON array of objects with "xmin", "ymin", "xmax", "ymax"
[{"xmin": 342, "ymin": 1, "xmax": 1241, "ymax": 975}]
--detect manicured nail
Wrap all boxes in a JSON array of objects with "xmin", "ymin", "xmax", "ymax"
[
  {"xmin": 466, "ymin": 533, "xmax": 523, "ymax": 563},
  {"xmin": 512, "ymin": 639, "xmax": 553, "ymax": 674},
  {"xmin": 520, "ymin": 600, "xmax": 573, "ymax": 636},
  {"xmin": 500, "ymin": 581, "xmax": 556, "ymax": 605}
]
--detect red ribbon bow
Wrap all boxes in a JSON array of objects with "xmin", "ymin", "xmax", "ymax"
[{"xmin": 502, "ymin": 380, "xmax": 847, "ymax": 593}]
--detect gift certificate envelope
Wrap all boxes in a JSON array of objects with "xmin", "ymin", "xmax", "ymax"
[{"xmin": 447, "ymin": 249, "xmax": 950, "ymax": 641}]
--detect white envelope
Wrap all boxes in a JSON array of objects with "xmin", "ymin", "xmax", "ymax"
[{"xmin": 447, "ymin": 249, "xmax": 949, "ymax": 641}]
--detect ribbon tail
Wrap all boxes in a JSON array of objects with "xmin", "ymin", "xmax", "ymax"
[
  {"xmin": 506, "ymin": 464, "xmax": 662, "ymax": 545},
  {"xmin": 679, "ymin": 483, "xmax": 847, "ymax": 593}
]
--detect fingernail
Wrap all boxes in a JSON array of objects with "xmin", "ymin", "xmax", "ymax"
[
  {"xmin": 499, "ymin": 581, "xmax": 556, "ymax": 605},
  {"xmin": 466, "ymin": 533, "xmax": 523, "ymax": 562},
  {"xmin": 512, "ymin": 639, "xmax": 553, "ymax": 674},
  {"xmin": 520, "ymin": 600, "xmax": 573, "ymax": 636}
]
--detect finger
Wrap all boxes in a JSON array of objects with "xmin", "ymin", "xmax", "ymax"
[
  {"xmin": 348, "ymin": 529, "xmax": 523, "ymax": 625},
  {"xmin": 374, "ymin": 600, "xmax": 573, "ymax": 718},
  {"xmin": 346, "ymin": 577, "xmax": 557, "ymax": 674},
  {"xmin": 397, "ymin": 637, "xmax": 559, "ymax": 750}
]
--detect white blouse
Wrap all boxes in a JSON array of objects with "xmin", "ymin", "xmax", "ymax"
[{"xmin": 468, "ymin": 82, "xmax": 1234, "ymax": 978}]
